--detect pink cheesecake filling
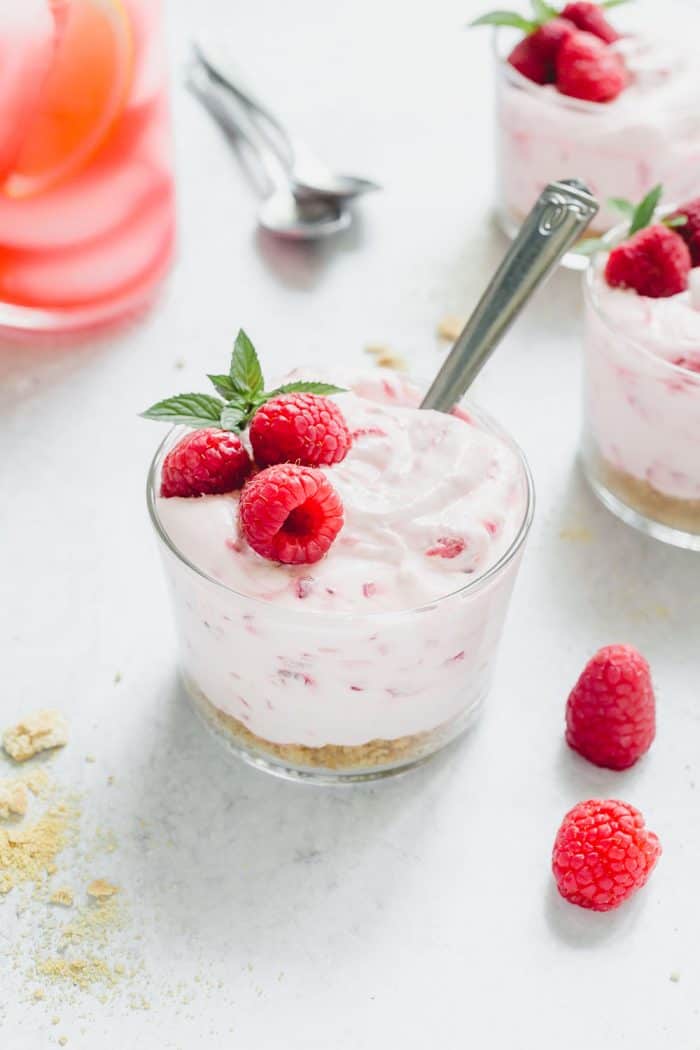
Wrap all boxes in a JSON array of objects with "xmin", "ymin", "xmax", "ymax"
[
  {"xmin": 584, "ymin": 263, "xmax": 700, "ymax": 502},
  {"xmin": 153, "ymin": 374, "xmax": 531, "ymax": 748},
  {"xmin": 498, "ymin": 29, "xmax": 700, "ymax": 232}
]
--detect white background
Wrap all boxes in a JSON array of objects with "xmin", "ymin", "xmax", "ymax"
[{"xmin": 2, "ymin": 1, "xmax": 699, "ymax": 1047}]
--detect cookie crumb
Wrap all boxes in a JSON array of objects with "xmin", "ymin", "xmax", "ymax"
[
  {"xmin": 113, "ymin": 671, "xmax": 122, "ymax": 685},
  {"xmin": 3, "ymin": 711, "xmax": 68, "ymax": 762},
  {"xmin": 58, "ymin": 1038, "xmax": 68, "ymax": 1047},
  {"xmin": 437, "ymin": 315, "xmax": 466, "ymax": 342},
  {"xmin": 32, "ymin": 988, "xmax": 45, "ymax": 1001},
  {"xmin": 85, "ymin": 755, "xmax": 96, "ymax": 764},
  {"xmin": 670, "ymin": 971, "xmax": 681, "ymax": 983},
  {"xmin": 174, "ymin": 358, "xmax": 186, "ymax": 370},
  {"xmin": 559, "ymin": 525, "xmax": 593, "ymax": 543},
  {"xmin": 0, "ymin": 779, "xmax": 28, "ymax": 819},
  {"xmin": 50, "ymin": 888, "xmax": 74, "ymax": 907},
  {"xmin": 87, "ymin": 879, "xmax": 119, "ymax": 899},
  {"xmin": 364, "ymin": 344, "xmax": 407, "ymax": 371},
  {"xmin": 107, "ymin": 776, "xmax": 115, "ymax": 786},
  {"xmin": 51, "ymin": 1018, "xmax": 60, "ymax": 1026}
]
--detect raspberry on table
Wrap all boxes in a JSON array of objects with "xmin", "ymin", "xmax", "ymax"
[
  {"xmin": 566, "ymin": 644, "xmax": 656, "ymax": 770},
  {"xmin": 604, "ymin": 224, "xmax": 691, "ymax": 298},
  {"xmin": 669, "ymin": 196, "xmax": 700, "ymax": 267},
  {"xmin": 239, "ymin": 463, "xmax": 344, "ymax": 565},
  {"xmin": 555, "ymin": 30, "xmax": 626, "ymax": 103},
  {"xmin": 160, "ymin": 428, "xmax": 252, "ymax": 498},
  {"xmin": 552, "ymin": 799, "xmax": 661, "ymax": 911},
  {"xmin": 249, "ymin": 393, "xmax": 352, "ymax": 468},
  {"xmin": 560, "ymin": 2, "xmax": 619, "ymax": 44}
]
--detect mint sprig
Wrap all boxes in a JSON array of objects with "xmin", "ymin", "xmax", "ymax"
[
  {"xmin": 575, "ymin": 183, "xmax": 687, "ymax": 259},
  {"xmin": 470, "ymin": 0, "xmax": 631, "ymax": 33},
  {"xmin": 141, "ymin": 329, "xmax": 346, "ymax": 433}
]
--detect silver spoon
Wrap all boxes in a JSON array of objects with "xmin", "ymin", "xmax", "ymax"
[
  {"xmin": 421, "ymin": 179, "xmax": 599, "ymax": 412},
  {"xmin": 187, "ymin": 64, "xmax": 351, "ymax": 241},
  {"xmin": 193, "ymin": 34, "xmax": 381, "ymax": 204}
]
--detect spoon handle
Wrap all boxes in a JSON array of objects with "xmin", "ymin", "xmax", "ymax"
[
  {"xmin": 193, "ymin": 36, "xmax": 294, "ymax": 164},
  {"xmin": 187, "ymin": 63, "xmax": 290, "ymax": 193},
  {"xmin": 420, "ymin": 180, "xmax": 599, "ymax": 412}
]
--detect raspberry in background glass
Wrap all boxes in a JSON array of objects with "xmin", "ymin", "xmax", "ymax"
[
  {"xmin": 0, "ymin": 0, "xmax": 176, "ymax": 335},
  {"xmin": 143, "ymin": 332, "xmax": 534, "ymax": 782},
  {"xmin": 471, "ymin": 0, "xmax": 700, "ymax": 266},
  {"xmin": 580, "ymin": 186, "xmax": 700, "ymax": 548}
]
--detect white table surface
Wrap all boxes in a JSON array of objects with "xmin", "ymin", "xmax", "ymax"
[{"xmin": 2, "ymin": 1, "xmax": 699, "ymax": 1047}]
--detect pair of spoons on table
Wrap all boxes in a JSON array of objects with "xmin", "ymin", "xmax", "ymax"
[{"xmin": 188, "ymin": 37, "xmax": 380, "ymax": 240}]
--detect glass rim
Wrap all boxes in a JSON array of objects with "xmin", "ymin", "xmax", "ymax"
[
  {"xmin": 583, "ymin": 213, "xmax": 700, "ymax": 381},
  {"xmin": 145, "ymin": 403, "xmax": 535, "ymax": 622}
]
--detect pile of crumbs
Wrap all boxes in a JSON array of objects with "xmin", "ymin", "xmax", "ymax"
[
  {"xmin": 0, "ymin": 801, "xmax": 76, "ymax": 896},
  {"xmin": 2, "ymin": 710, "xmax": 68, "ymax": 762}
]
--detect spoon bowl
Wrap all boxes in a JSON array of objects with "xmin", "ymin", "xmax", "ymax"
[
  {"xmin": 291, "ymin": 172, "xmax": 381, "ymax": 203},
  {"xmin": 258, "ymin": 190, "xmax": 352, "ymax": 240}
]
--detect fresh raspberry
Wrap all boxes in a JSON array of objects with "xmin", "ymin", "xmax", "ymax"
[
  {"xmin": 565, "ymin": 645, "xmax": 656, "ymax": 770},
  {"xmin": 507, "ymin": 35, "xmax": 549, "ymax": 84},
  {"xmin": 239, "ymin": 463, "xmax": 344, "ymax": 564},
  {"xmin": 249, "ymin": 393, "xmax": 352, "ymax": 469},
  {"xmin": 669, "ymin": 196, "xmax": 700, "ymax": 267},
  {"xmin": 552, "ymin": 799, "xmax": 661, "ymax": 911},
  {"xmin": 560, "ymin": 2, "xmax": 619, "ymax": 43},
  {"xmin": 604, "ymin": 224, "xmax": 691, "ymax": 298},
  {"xmin": 160, "ymin": 428, "xmax": 251, "ymax": 498},
  {"xmin": 556, "ymin": 30, "xmax": 626, "ymax": 102}
]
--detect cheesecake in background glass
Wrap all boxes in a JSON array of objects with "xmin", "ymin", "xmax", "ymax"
[
  {"xmin": 581, "ymin": 188, "xmax": 700, "ymax": 548},
  {"xmin": 0, "ymin": 0, "xmax": 175, "ymax": 335},
  {"xmin": 472, "ymin": 0, "xmax": 700, "ymax": 268},
  {"xmin": 143, "ymin": 334, "xmax": 534, "ymax": 783}
]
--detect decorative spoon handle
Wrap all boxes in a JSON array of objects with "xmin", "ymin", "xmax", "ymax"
[{"xmin": 420, "ymin": 180, "xmax": 599, "ymax": 412}]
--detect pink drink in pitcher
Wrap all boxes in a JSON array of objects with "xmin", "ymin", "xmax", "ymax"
[{"xmin": 0, "ymin": 0, "xmax": 175, "ymax": 333}]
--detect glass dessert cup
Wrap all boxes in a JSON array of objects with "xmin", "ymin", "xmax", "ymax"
[
  {"xmin": 147, "ymin": 411, "xmax": 534, "ymax": 785},
  {"xmin": 493, "ymin": 0, "xmax": 700, "ymax": 271},
  {"xmin": 0, "ymin": 0, "xmax": 176, "ymax": 336},
  {"xmin": 581, "ymin": 241, "xmax": 700, "ymax": 550}
]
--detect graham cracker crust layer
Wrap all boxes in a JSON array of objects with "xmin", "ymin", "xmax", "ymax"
[
  {"xmin": 600, "ymin": 459, "xmax": 700, "ymax": 534},
  {"xmin": 189, "ymin": 685, "xmax": 447, "ymax": 773}
]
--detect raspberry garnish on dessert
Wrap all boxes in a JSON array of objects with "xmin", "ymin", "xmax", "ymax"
[
  {"xmin": 552, "ymin": 799, "xmax": 661, "ymax": 911},
  {"xmin": 565, "ymin": 644, "xmax": 655, "ymax": 769},
  {"xmin": 250, "ymin": 392, "xmax": 352, "ymax": 468},
  {"xmin": 160, "ymin": 429, "xmax": 252, "ymax": 498},
  {"xmin": 239, "ymin": 464, "xmax": 344, "ymax": 565},
  {"xmin": 669, "ymin": 196, "xmax": 700, "ymax": 268},
  {"xmin": 471, "ymin": 0, "xmax": 628, "ymax": 100}
]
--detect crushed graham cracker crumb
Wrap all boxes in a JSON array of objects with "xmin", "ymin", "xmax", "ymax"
[
  {"xmin": 364, "ymin": 344, "xmax": 407, "ymax": 371},
  {"xmin": 22, "ymin": 767, "xmax": 50, "ymax": 795},
  {"xmin": 437, "ymin": 315, "xmax": 466, "ymax": 342},
  {"xmin": 51, "ymin": 1017, "xmax": 60, "ymax": 1026},
  {"xmin": 0, "ymin": 779, "xmax": 28, "ymax": 819},
  {"xmin": 58, "ymin": 1038, "xmax": 68, "ymax": 1046},
  {"xmin": 85, "ymin": 755, "xmax": 96, "ymax": 764},
  {"xmin": 87, "ymin": 879, "xmax": 118, "ymax": 899},
  {"xmin": 50, "ymin": 888, "xmax": 74, "ymax": 907},
  {"xmin": 3, "ymin": 710, "xmax": 68, "ymax": 762},
  {"xmin": 32, "ymin": 988, "xmax": 45, "ymax": 1001},
  {"xmin": 36, "ymin": 956, "xmax": 118, "ymax": 990},
  {"xmin": 0, "ymin": 802, "xmax": 75, "ymax": 895}
]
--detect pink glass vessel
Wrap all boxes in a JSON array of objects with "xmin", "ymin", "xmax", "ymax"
[{"xmin": 0, "ymin": 0, "xmax": 175, "ymax": 334}]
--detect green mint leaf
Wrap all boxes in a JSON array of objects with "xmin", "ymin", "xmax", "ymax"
[
  {"xmin": 469, "ymin": 10, "xmax": 536, "ymax": 31},
  {"xmin": 208, "ymin": 373, "xmax": 238, "ymax": 399},
  {"xmin": 607, "ymin": 197, "xmax": 635, "ymax": 219},
  {"xmin": 573, "ymin": 237, "xmax": 606, "ymax": 257},
  {"xmin": 664, "ymin": 215, "xmax": 688, "ymax": 229},
  {"xmin": 629, "ymin": 184, "xmax": 663, "ymax": 235},
  {"xmin": 530, "ymin": 0, "xmax": 557, "ymax": 22},
  {"xmin": 220, "ymin": 403, "xmax": 247, "ymax": 432},
  {"xmin": 141, "ymin": 393, "xmax": 224, "ymax": 428},
  {"xmin": 601, "ymin": 0, "xmax": 631, "ymax": 9},
  {"xmin": 229, "ymin": 329, "xmax": 264, "ymax": 398},
  {"xmin": 263, "ymin": 381, "xmax": 347, "ymax": 400}
]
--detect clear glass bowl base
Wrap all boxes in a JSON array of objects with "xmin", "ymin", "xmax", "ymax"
[
  {"xmin": 581, "ymin": 455, "xmax": 700, "ymax": 552},
  {"xmin": 184, "ymin": 676, "xmax": 481, "ymax": 785}
]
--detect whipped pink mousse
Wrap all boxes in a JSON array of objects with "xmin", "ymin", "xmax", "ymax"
[
  {"xmin": 582, "ymin": 260, "xmax": 700, "ymax": 538},
  {"xmin": 151, "ymin": 374, "xmax": 532, "ymax": 774},
  {"xmin": 498, "ymin": 32, "xmax": 700, "ymax": 235}
]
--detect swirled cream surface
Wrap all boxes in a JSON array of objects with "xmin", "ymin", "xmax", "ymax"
[{"xmin": 155, "ymin": 374, "xmax": 528, "ymax": 613}]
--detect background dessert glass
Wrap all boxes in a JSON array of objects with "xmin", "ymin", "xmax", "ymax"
[
  {"xmin": 147, "ymin": 409, "xmax": 534, "ymax": 784},
  {"xmin": 581, "ymin": 240, "xmax": 700, "ymax": 550},
  {"xmin": 0, "ymin": 0, "xmax": 176, "ymax": 335},
  {"xmin": 493, "ymin": 0, "xmax": 700, "ymax": 270}
]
